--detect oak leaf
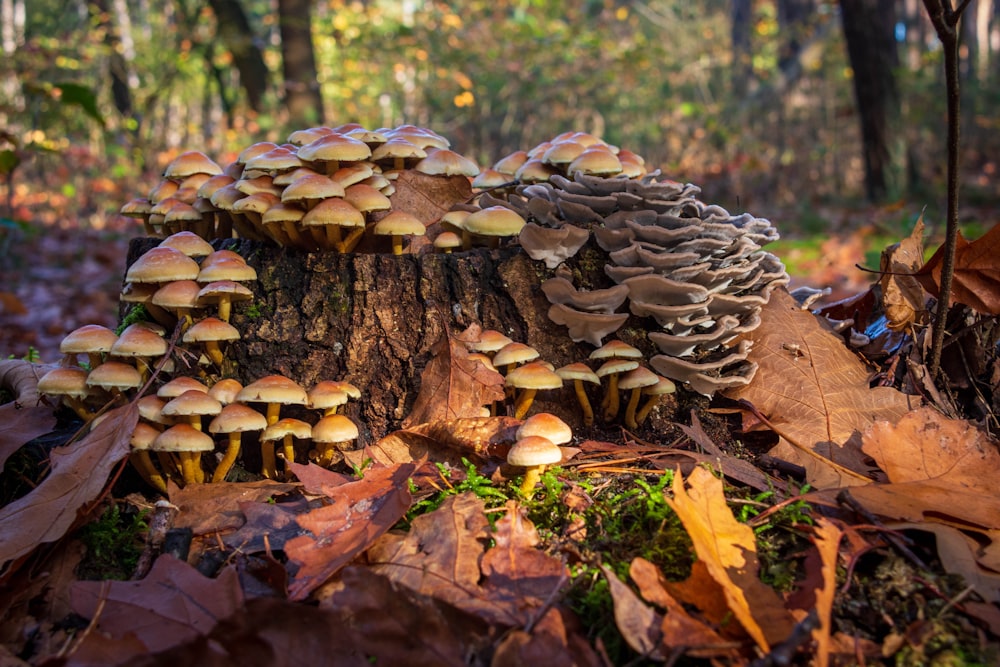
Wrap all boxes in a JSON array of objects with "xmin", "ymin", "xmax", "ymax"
[
  {"xmin": 665, "ymin": 466, "xmax": 795, "ymax": 652},
  {"xmin": 725, "ymin": 288, "xmax": 918, "ymax": 488},
  {"xmin": 915, "ymin": 220, "xmax": 1000, "ymax": 314},
  {"xmin": 388, "ymin": 170, "xmax": 473, "ymax": 225},
  {"xmin": 170, "ymin": 479, "xmax": 300, "ymax": 535},
  {"xmin": 364, "ymin": 416, "xmax": 520, "ymax": 467},
  {"xmin": 285, "ymin": 461, "xmax": 416, "ymax": 601},
  {"xmin": 880, "ymin": 216, "xmax": 928, "ymax": 330},
  {"xmin": 0, "ymin": 403, "xmax": 137, "ymax": 571},
  {"xmin": 0, "ymin": 360, "xmax": 57, "ymax": 471},
  {"xmin": 402, "ymin": 329, "xmax": 505, "ymax": 428}
]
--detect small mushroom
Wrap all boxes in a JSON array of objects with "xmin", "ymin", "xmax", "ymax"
[
  {"xmin": 236, "ymin": 375, "xmax": 309, "ymax": 479},
  {"xmin": 374, "ymin": 210, "xmax": 426, "ymax": 255},
  {"xmin": 60, "ymin": 324, "xmax": 118, "ymax": 370},
  {"xmin": 311, "ymin": 413, "xmax": 359, "ymax": 467},
  {"xmin": 505, "ymin": 361, "xmax": 563, "ymax": 420},
  {"xmin": 183, "ymin": 317, "xmax": 240, "ymax": 367},
  {"xmin": 209, "ymin": 403, "xmax": 267, "ymax": 483},
  {"xmin": 555, "ymin": 362, "xmax": 600, "ymax": 427},
  {"xmin": 37, "ymin": 367, "xmax": 95, "ymax": 421},
  {"xmin": 507, "ymin": 435, "xmax": 563, "ymax": 498},
  {"xmin": 263, "ymin": 417, "xmax": 312, "ymax": 477},
  {"xmin": 617, "ymin": 366, "xmax": 660, "ymax": 430},
  {"xmin": 130, "ymin": 423, "xmax": 169, "ymax": 493},
  {"xmin": 634, "ymin": 376, "xmax": 676, "ymax": 427},
  {"xmin": 150, "ymin": 423, "xmax": 215, "ymax": 486}
]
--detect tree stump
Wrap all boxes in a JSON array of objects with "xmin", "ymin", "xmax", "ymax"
[{"xmin": 127, "ymin": 238, "xmax": 686, "ymax": 445}]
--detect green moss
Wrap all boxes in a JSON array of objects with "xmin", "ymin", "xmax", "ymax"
[
  {"xmin": 117, "ymin": 304, "xmax": 151, "ymax": 333},
  {"xmin": 76, "ymin": 502, "xmax": 148, "ymax": 581},
  {"xmin": 243, "ymin": 303, "xmax": 263, "ymax": 319}
]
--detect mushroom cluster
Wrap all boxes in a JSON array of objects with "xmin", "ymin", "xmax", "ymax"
[
  {"xmin": 122, "ymin": 124, "xmax": 484, "ymax": 255},
  {"xmin": 482, "ymin": 133, "xmax": 788, "ymax": 394}
]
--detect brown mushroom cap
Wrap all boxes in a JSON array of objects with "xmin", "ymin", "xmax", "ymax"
[
  {"xmin": 262, "ymin": 417, "xmax": 312, "ymax": 442},
  {"xmin": 312, "ymin": 413, "xmax": 359, "ymax": 444},
  {"xmin": 197, "ymin": 255, "xmax": 257, "ymax": 283},
  {"xmin": 556, "ymin": 362, "xmax": 600, "ymax": 385},
  {"xmin": 516, "ymin": 413, "xmax": 572, "ymax": 445},
  {"xmin": 60, "ymin": 324, "xmax": 119, "ymax": 357},
  {"xmin": 38, "ymin": 367, "xmax": 93, "ymax": 400},
  {"xmin": 493, "ymin": 342, "xmax": 540, "ymax": 369},
  {"xmin": 126, "ymin": 247, "xmax": 201, "ymax": 283},
  {"xmin": 150, "ymin": 423, "xmax": 215, "ymax": 452},
  {"xmin": 110, "ymin": 324, "xmax": 168, "ymax": 361},
  {"xmin": 298, "ymin": 133, "xmax": 372, "ymax": 164},
  {"xmin": 161, "ymin": 389, "xmax": 223, "ymax": 424},
  {"xmin": 152, "ymin": 279, "xmax": 203, "ymax": 312},
  {"xmin": 209, "ymin": 403, "xmax": 268, "ymax": 434},
  {"xmin": 157, "ymin": 376, "xmax": 210, "ymax": 399},
  {"xmin": 237, "ymin": 375, "xmax": 309, "ymax": 409},
  {"xmin": 164, "ymin": 151, "xmax": 223, "ymax": 180},
  {"xmin": 281, "ymin": 174, "xmax": 346, "ymax": 205},
  {"xmin": 137, "ymin": 394, "xmax": 172, "ymax": 425},
  {"xmin": 507, "ymin": 435, "xmax": 563, "ymax": 467},
  {"xmin": 505, "ymin": 361, "xmax": 563, "ymax": 391},
  {"xmin": 465, "ymin": 329, "xmax": 513, "ymax": 355},
  {"xmin": 207, "ymin": 378, "xmax": 244, "ymax": 405},
  {"xmin": 463, "ymin": 206, "xmax": 525, "ymax": 239},
  {"xmin": 415, "ymin": 149, "xmax": 479, "ymax": 177},
  {"xmin": 183, "ymin": 317, "xmax": 240, "ymax": 345},
  {"xmin": 86, "ymin": 361, "xmax": 143, "ymax": 392}
]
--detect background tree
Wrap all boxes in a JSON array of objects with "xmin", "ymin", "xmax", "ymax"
[{"xmin": 278, "ymin": 0, "xmax": 323, "ymax": 127}]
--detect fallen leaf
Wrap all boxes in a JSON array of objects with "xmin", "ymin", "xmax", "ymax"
[
  {"xmin": 725, "ymin": 288, "xmax": 919, "ymax": 488},
  {"xmin": 0, "ymin": 403, "xmax": 137, "ymax": 573},
  {"xmin": 600, "ymin": 564, "xmax": 663, "ymax": 660},
  {"xmin": 915, "ymin": 221, "xmax": 1000, "ymax": 314},
  {"xmin": 221, "ymin": 497, "xmax": 311, "ymax": 553},
  {"xmin": 285, "ymin": 461, "xmax": 416, "ymax": 601},
  {"xmin": 170, "ymin": 480, "xmax": 300, "ymax": 535},
  {"xmin": 880, "ymin": 216, "xmax": 928, "ymax": 330},
  {"xmin": 673, "ymin": 410, "xmax": 778, "ymax": 492},
  {"xmin": 70, "ymin": 555, "xmax": 244, "ymax": 654},
  {"xmin": 491, "ymin": 606, "xmax": 604, "ymax": 667},
  {"xmin": 0, "ymin": 360, "xmax": 57, "ymax": 472},
  {"xmin": 368, "ymin": 416, "xmax": 520, "ymax": 466},
  {"xmin": 847, "ymin": 407, "xmax": 1000, "ymax": 530},
  {"xmin": 388, "ymin": 170, "xmax": 473, "ymax": 226},
  {"xmin": 0, "ymin": 291, "xmax": 27, "ymax": 315},
  {"xmin": 402, "ymin": 330, "xmax": 505, "ymax": 428},
  {"xmin": 665, "ymin": 466, "xmax": 795, "ymax": 651},
  {"xmin": 809, "ymin": 518, "xmax": 843, "ymax": 667}
]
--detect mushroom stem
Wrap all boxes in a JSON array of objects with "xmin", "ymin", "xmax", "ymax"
[
  {"xmin": 63, "ymin": 396, "xmax": 95, "ymax": 422},
  {"xmin": 603, "ymin": 373, "xmax": 621, "ymax": 423},
  {"xmin": 260, "ymin": 438, "xmax": 278, "ymax": 480},
  {"xmin": 572, "ymin": 379, "xmax": 594, "ymax": 427},
  {"xmin": 212, "ymin": 433, "xmax": 242, "ymax": 483},
  {"xmin": 390, "ymin": 234, "xmax": 404, "ymax": 255},
  {"xmin": 513, "ymin": 388, "xmax": 538, "ymax": 420},
  {"xmin": 635, "ymin": 396, "xmax": 661, "ymax": 427},
  {"xmin": 281, "ymin": 434, "xmax": 297, "ymax": 472},
  {"xmin": 179, "ymin": 452, "xmax": 200, "ymax": 486},
  {"xmin": 519, "ymin": 465, "xmax": 545, "ymax": 497},
  {"xmin": 340, "ymin": 227, "xmax": 366, "ymax": 253},
  {"xmin": 130, "ymin": 451, "xmax": 168, "ymax": 493},
  {"xmin": 216, "ymin": 298, "xmax": 233, "ymax": 323},
  {"xmin": 624, "ymin": 388, "xmax": 643, "ymax": 430},
  {"xmin": 203, "ymin": 341, "xmax": 225, "ymax": 366}
]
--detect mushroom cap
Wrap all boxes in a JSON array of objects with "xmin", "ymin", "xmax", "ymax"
[
  {"xmin": 148, "ymin": 179, "xmax": 179, "ymax": 204},
  {"xmin": 262, "ymin": 417, "xmax": 312, "ymax": 442},
  {"xmin": 374, "ymin": 211, "xmax": 426, "ymax": 237},
  {"xmin": 237, "ymin": 141, "xmax": 280, "ymax": 165},
  {"xmin": 164, "ymin": 151, "xmax": 223, "ymax": 180},
  {"xmin": 209, "ymin": 403, "xmax": 268, "ymax": 434},
  {"xmin": 210, "ymin": 182, "xmax": 246, "ymax": 210},
  {"xmin": 302, "ymin": 197, "xmax": 365, "ymax": 229},
  {"xmin": 161, "ymin": 389, "xmax": 223, "ymax": 419},
  {"xmin": 244, "ymin": 146, "xmax": 303, "ymax": 175},
  {"xmin": 131, "ymin": 422, "xmax": 160, "ymax": 450},
  {"xmin": 433, "ymin": 231, "xmax": 462, "ymax": 251},
  {"xmin": 196, "ymin": 174, "xmax": 236, "ymax": 200},
  {"xmin": 514, "ymin": 159, "xmax": 558, "ymax": 183},
  {"xmin": 467, "ymin": 352, "xmax": 498, "ymax": 372},
  {"xmin": 567, "ymin": 148, "xmax": 622, "ymax": 176},
  {"xmin": 507, "ymin": 435, "xmax": 563, "ymax": 467},
  {"xmin": 37, "ymin": 367, "xmax": 92, "ymax": 399},
  {"xmin": 415, "ymin": 149, "xmax": 479, "ymax": 177},
  {"xmin": 595, "ymin": 358, "xmax": 639, "ymax": 378},
  {"xmin": 505, "ymin": 361, "xmax": 563, "ymax": 390},
  {"xmin": 298, "ymin": 133, "xmax": 372, "ymax": 163},
  {"xmin": 332, "ymin": 162, "xmax": 376, "ymax": 187},
  {"xmin": 60, "ymin": 324, "xmax": 119, "ymax": 355},
  {"xmin": 463, "ymin": 206, "xmax": 525, "ymax": 238},
  {"xmin": 471, "ymin": 169, "xmax": 512, "ymax": 190},
  {"xmin": 120, "ymin": 197, "xmax": 152, "ymax": 219},
  {"xmin": 262, "ymin": 202, "xmax": 305, "ymax": 225},
  {"xmin": 152, "ymin": 279, "xmax": 203, "ymax": 310},
  {"xmin": 183, "ymin": 317, "xmax": 241, "ymax": 343},
  {"xmin": 119, "ymin": 282, "xmax": 158, "ymax": 305},
  {"xmin": 371, "ymin": 138, "xmax": 427, "ymax": 163},
  {"xmin": 343, "ymin": 127, "xmax": 389, "ymax": 146},
  {"xmin": 287, "ymin": 128, "xmax": 331, "ymax": 146},
  {"xmin": 232, "ymin": 190, "xmax": 280, "ymax": 212},
  {"xmin": 163, "ymin": 202, "xmax": 203, "ymax": 226},
  {"xmin": 197, "ymin": 256, "xmax": 257, "ymax": 283},
  {"xmin": 643, "ymin": 376, "xmax": 677, "ymax": 396},
  {"xmin": 493, "ymin": 342, "xmax": 539, "ymax": 368},
  {"xmin": 312, "ymin": 413, "xmax": 359, "ymax": 444},
  {"xmin": 110, "ymin": 324, "xmax": 168, "ymax": 359},
  {"xmin": 150, "ymin": 423, "xmax": 215, "ymax": 452},
  {"xmin": 555, "ymin": 362, "xmax": 600, "ymax": 385},
  {"xmin": 86, "ymin": 361, "xmax": 143, "ymax": 391},
  {"xmin": 343, "ymin": 183, "xmax": 392, "ymax": 213},
  {"xmin": 439, "ymin": 210, "xmax": 470, "ymax": 234},
  {"xmin": 618, "ymin": 366, "xmax": 660, "ymax": 391},
  {"xmin": 207, "ymin": 378, "xmax": 244, "ymax": 405},
  {"xmin": 126, "ymin": 247, "xmax": 200, "ymax": 283},
  {"xmin": 197, "ymin": 280, "xmax": 254, "ymax": 306},
  {"xmin": 137, "ymin": 394, "xmax": 172, "ymax": 425},
  {"xmin": 160, "ymin": 232, "xmax": 215, "ymax": 259},
  {"xmin": 541, "ymin": 141, "xmax": 586, "ymax": 166},
  {"xmin": 308, "ymin": 380, "xmax": 355, "ymax": 410},
  {"xmin": 237, "ymin": 374, "xmax": 309, "ymax": 406},
  {"xmin": 281, "ymin": 174, "xmax": 345, "ymax": 204},
  {"xmin": 493, "ymin": 150, "xmax": 529, "ymax": 175},
  {"xmin": 157, "ymin": 376, "xmax": 209, "ymax": 398},
  {"xmin": 465, "ymin": 329, "xmax": 513, "ymax": 354},
  {"xmin": 590, "ymin": 340, "xmax": 643, "ymax": 361},
  {"xmin": 274, "ymin": 166, "xmax": 323, "ymax": 187},
  {"xmin": 516, "ymin": 413, "xmax": 572, "ymax": 445}
]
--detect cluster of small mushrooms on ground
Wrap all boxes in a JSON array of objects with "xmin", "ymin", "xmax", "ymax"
[{"xmin": 33, "ymin": 122, "xmax": 788, "ymax": 495}]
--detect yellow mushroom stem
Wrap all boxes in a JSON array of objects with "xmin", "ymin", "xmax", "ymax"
[
  {"xmin": 179, "ymin": 452, "xmax": 201, "ymax": 486},
  {"xmin": 259, "ymin": 404, "xmax": 282, "ymax": 480},
  {"xmin": 571, "ymin": 379, "xmax": 594, "ymax": 427},
  {"xmin": 635, "ymin": 395, "xmax": 663, "ymax": 427},
  {"xmin": 203, "ymin": 341, "xmax": 225, "ymax": 366},
  {"xmin": 212, "ymin": 433, "xmax": 242, "ymax": 483},
  {"xmin": 130, "ymin": 451, "xmax": 168, "ymax": 493},
  {"xmin": 86, "ymin": 352, "xmax": 104, "ymax": 370},
  {"xmin": 519, "ymin": 464, "xmax": 546, "ymax": 497},
  {"xmin": 389, "ymin": 234, "xmax": 405, "ymax": 255},
  {"xmin": 281, "ymin": 434, "xmax": 297, "ymax": 472},
  {"xmin": 512, "ymin": 389, "xmax": 538, "ymax": 420},
  {"xmin": 602, "ymin": 373, "xmax": 622, "ymax": 423},
  {"xmin": 340, "ymin": 227, "xmax": 366, "ymax": 253},
  {"xmin": 325, "ymin": 225, "xmax": 344, "ymax": 251},
  {"xmin": 61, "ymin": 396, "xmax": 94, "ymax": 422},
  {"xmin": 317, "ymin": 440, "xmax": 349, "ymax": 467},
  {"xmin": 624, "ymin": 388, "xmax": 644, "ymax": 431},
  {"xmin": 214, "ymin": 299, "xmax": 233, "ymax": 324}
]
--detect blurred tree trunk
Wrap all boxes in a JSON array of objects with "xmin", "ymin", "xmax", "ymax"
[
  {"xmin": 840, "ymin": 0, "xmax": 907, "ymax": 202},
  {"xmin": 277, "ymin": 0, "xmax": 324, "ymax": 128},
  {"xmin": 730, "ymin": 0, "xmax": 753, "ymax": 97},
  {"xmin": 90, "ymin": 0, "xmax": 135, "ymax": 119},
  {"xmin": 1, "ymin": 0, "xmax": 25, "ymax": 122},
  {"xmin": 206, "ymin": 0, "xmax": 269, "ymax": 113},
  {"xmin": 777, "ymin": 0, "xmax": 815, "ymax": 75}
]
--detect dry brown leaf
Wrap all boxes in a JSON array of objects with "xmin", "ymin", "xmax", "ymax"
[
  {"xmin": 0, "ymin": 360, "xmax": 57, "ymax": 471},
  {"xmin": 665, "ymin": 466, "xmax": 795, "ymax": 651},
  {"xmin": 285, "ymin": 461, "xmax": 416, "ymax": 601},
  {"xmin": 368, "ymin": 416, "xmax": 520, "ymax": 467},
  {"xmin": 402, "ymin": 330, "xmax": 506, "ymax": 428},
  {"xmin": 388, "ymin": 170, "xmax": 473, "ymax": 226},
  {"xmin": 915, "ymin": 220, "xmax": 1000, "ymax": 314},
  {"xmin": 221, "ymin": 497, "xmax": 311, "ymax": 554},
  {"xmin": 170, "ymin": 479, "xmax": 300, "ymax": 535},
  {"xmin": 491, "ymin": 606, "xmax": 604, "ymax": 667},
  {"xmin": 809, "ymin": 518, "xmax": 843, "ymax": 667},
  {"xmin": 0, "ymin": 403, "xmax": 137, "ymax": 572},
  {"xmin": 725, "ymin": 288, "xmax": 918, "ymax": 488},
  {"xmin": 842, "ymin": 407, "xmax": 1000, "ymax": 533},
  {"xmin": 880, "ymin": 216, "xmax": 928, "ymax": 330},
  {"xmin": 70, "ymin": 555, "xmax": 244, "ymax": 655},
  {"xmin": 600, "ymin": 564, "xmax": 664, "ymax": 659}
]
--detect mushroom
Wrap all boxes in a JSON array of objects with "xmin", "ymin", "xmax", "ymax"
[
  {"xmin": 151, "ymin": 280, "xmax": 203, "ymax": 331},
  {"xmin": 555, "ymin": 362, "xmax": 601, "ymax": 427},
  {"xmin": 157, "ymin": 375, "xmax": 210, "ymax": 399},
  {"xmin": 86, "ymin": 361, "xmax": 143, "ymax": 400},
  {"xmin": 516, "ymin": 412, "xmax": 572, "ymax": 447},
  {"xmin": 492, "ymin": 342, "xmax": 540, "ymax": 376},
  {"xmin": 617, "ymin": 366, "xmax": 660, "ymax": 430},
  {"xmin": 209, "ymin": 403, "xmax": 268, "ymax": 483},
  {"xmin": 461, "ymin": 206, "xmax": 525, "ymax": 250},
  {"xmin": 197, "ymin": 280, "xmax": 254, "ymax": 323},
  {"xmin": 161, "ymin": 389, "xmax": 222, "ymax": 432},
  {"xmin": 374, "ymin": 211, "xmax": 426, "ymax": 255},
  {"xmin": 507, "ymin": 435, "xmax": 563, "ymax": 498},
  {"xmin": 130, "ymin": 422, "xmax": 169, "ymax": 493},
  {"xmin": 60, "ymin": 324, "xmax": 118, "ymax": 370},
  {"xmin": 183, "ymin": 317, "xmax": 240, "ymax": 367},
  {"xmin": 505, "ymin": 361, "xmax": 563, "ymax": 420},
  {"xmin": 207, "ymin": 378, "xmax": 244, "ymax": 405},
  {"xmin": 150, "ymin": 423, "xmax": 215, "ymax": 486},
  {"xmin": 308, "ymin": 380, "xmax": 359, "ymax": 416},
  {"xmin": 37, "ymin": 367, "xmax": 95, "ymax": 420},
  {"xmin": 236, "ymin": 375, "xmax": 309, "ymax": 479},
  {"xmin": 634, "ymin": 376, "xmax": 676, "ymax": 427},
  {"xmin": 109, "ymin": 324, "xmax": 168, "ymax": 383},
  {"xmin": 311, "ymin": 413, "xmax": 359, "ymax": 467},
  {"xmin": 301, "ymin": 197, "xmax": 365, "ymax": 252},
  {"xmin": 262, "ymin": 417, "xmax": 312, "ymax": 476}
]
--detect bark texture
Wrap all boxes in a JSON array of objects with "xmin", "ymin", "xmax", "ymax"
[{"xmin": 127, "ymin": 239, "xmax": 682, "ymax": 445}]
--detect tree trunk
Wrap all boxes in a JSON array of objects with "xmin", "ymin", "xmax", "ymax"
[
  {"xmin": 840, "ymin": 0, "xmax": 906, "ymax": 202},
  {"xmin": 277, "ymin": 0, "xmax": 324, "ymax": 128},
  {"xmin": 90, "ymin": 0, "xmax": 134, "ymax": 119},
  {"xmin": 127, "ymin": 239, "xmax": 683, "ymax": 445},
  {"xmin": 730, "ymin": 0, "xmax": 753, "ymax": 97},
  {"xmin": 206, "ymin": 0, "xmax": 269, "ymax": 113}
]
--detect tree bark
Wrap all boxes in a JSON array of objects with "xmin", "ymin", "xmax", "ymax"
[
  {"xmin": 840, "ymin": 0, "xmax": 906, "ymax": 202},
  {"xmin": 90, "ymin": 0, "xmax": 134, "ymax": 118},
  {"xmin": 206, "ymin": 0, "xmax": 269, "ymax": 113},
  {"xmin": 127, "ymin": 239, "xmax": 684, "ymax": 445},
  {"xmin": 277, "ymin": 0, "xmax": 324, "ymax": 128},
  {"xmin": 730, "ymin": 0, "xmax": 753, "ymax": 97}
]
